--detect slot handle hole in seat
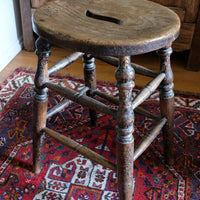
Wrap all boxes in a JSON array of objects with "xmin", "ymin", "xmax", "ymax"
[{"xmin": 86, "ymin": 10, "xmax": 123, "ymax": 25}]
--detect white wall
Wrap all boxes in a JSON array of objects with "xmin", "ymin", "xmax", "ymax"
[{"xmin": 0, "ymin": 0, "xmax": 23, "ymax": 72}]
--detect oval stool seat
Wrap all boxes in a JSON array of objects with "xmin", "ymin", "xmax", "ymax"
[{"xmin": 33, "ymin": 0, "xmax": 180, "ymax": 56}]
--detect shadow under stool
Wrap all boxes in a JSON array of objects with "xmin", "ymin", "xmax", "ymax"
[{"xmin": 32, "ymin": 0, "xmax": 180, "ymax": 199}]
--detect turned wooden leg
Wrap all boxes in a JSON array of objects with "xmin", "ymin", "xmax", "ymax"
[
  {"xmin": 115, "ymin": 56, "xmax": 135, "ymax": 199},
  {"xmin": 158, "ymin": 45, "xmax": 174, "ymax": 165},
  {"xmin": 83, "ymin": 54, "xmax": 97, "ymax": 126},
  {"xmin": 33, "ymin": 37, "xmax": 51, "ymax": 173}
]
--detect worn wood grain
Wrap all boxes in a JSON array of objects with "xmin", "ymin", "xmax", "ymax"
[
  {"xmin": 151, "ymin": 0, "xmax": 200, "ymax": 23},
  {"xmin": 43, "ymin": 127, "xmax": 116, "ymax": 171},
  {"xmin": 45, "ymin": 82, "xmax": 117, "ymax": 117},
  {"xmin": 132, "ymin": 73, "xmax": 165, "ymax": 110},
  {"xmin": 158, "ymin": 46, "xmax": 175, "ymax": 165},
  {"xmin": 150, "ymin": 0, "xmax": 200, "ymax": 57},
  {"xmin": 19, "ymin": 0, "xmax": 35, "ymax": 51},
  {"xmin": 115, "ymin": 56, "xmax": 135, "ymax": 199},
  {"xmin": 184, "ymin": 0, "xmax": 200, "ymax": 23},
  {"xmin": 134, "ymin": 117, "xmax": 167, "ymax": 161},
  {"xmin": 83, "ymin": 55, "xmax": 97, "ymax": 126},
  {"xmin": 173, "ymin": 23, "xmax": 196, "ymax": 51},
  {"xmin": 96, "ymin": 56, "xmax": 158, "ymax": 77},
  {"xmin": 29, "ymin": 1, "xmax": 186, "ymax": 198},
  {"xmin": 150, "ymin": 0, "xmax": 184, "ymax": 7},
  {"xmin": 169, "ymin": 6, "xmax": 185, "ymax": 22},
  {"xmin": 48, "ymin": 52, "xmax": 84, "ymax": 75},
  {"xmin": 31, "ymin": 0, "xmax": 49, "ymax": 8},
  {"xmin": 2, "ymin": 47, "xmax": 200, "ymax": 93},
  {"xmin": 186, "ymin": 7, "xmax": 200, "ymax": 70},
  {"xmin": 33, "ymin": 0, "xmax": 180, "ymax": 56},
  {"xmin": 33, "ymin": 38, "xmax": 51, "ymax": 173}
]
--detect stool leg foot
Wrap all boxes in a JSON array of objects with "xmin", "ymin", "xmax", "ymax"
[
  {"xmin": 33, "ymin": 93, "xmax": 48, "ymax": 174},
  {"xmin": 158, "ymin": 46, "xmax": 174, "ymax": 165},
  {"xmin": 33, "ymin": 37, "xmax": 51, "ymax": 174},
  {"xmin": 83, "ymin": 54, "xmax": 97, "ymax": 126},
  {"xmin": 115, "ymin": 56, "xmax": 135, "ymax": 199}
]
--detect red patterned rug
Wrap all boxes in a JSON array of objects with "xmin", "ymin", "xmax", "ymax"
[{"xmin": 0, "ymin": 68, "xmax": 199, "ymax": 200}]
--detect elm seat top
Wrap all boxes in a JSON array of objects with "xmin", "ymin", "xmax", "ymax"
[{"xmin": 33, "ymin": 0, "xmax": 180, "ymax": 56}]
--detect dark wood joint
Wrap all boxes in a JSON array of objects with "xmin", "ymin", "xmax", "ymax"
[
  {"xmin": 83, "ymin": 54, "xmax": 97, "ymax": 126},
  {"xmin": 157, "ymin": 46, "xmax": 174, "ymax": 99},
  {"xmin": 115, "ymin": 56, "xmax": 135, "ymax": 199},
  {"xmin": 158, "ymin": 46, "xmax": 175, "ymax": 165},
  {"xmin": 34, "ymin": 37, "xmax": 51, "ymax": 89}
]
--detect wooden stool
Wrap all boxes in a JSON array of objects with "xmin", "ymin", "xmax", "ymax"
[{"xmin": 32, "ymin": 0, "xmax": 180, "ymax": 199}]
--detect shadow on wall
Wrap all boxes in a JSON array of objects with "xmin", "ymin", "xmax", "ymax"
[{"xmin": 13, "ymin": 0, "xmax": 22, "ymax": 42}]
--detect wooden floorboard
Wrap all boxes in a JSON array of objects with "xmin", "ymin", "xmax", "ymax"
[{"xmin": 1, "ymin": 46, "xmax": 200, "ymax": 93}]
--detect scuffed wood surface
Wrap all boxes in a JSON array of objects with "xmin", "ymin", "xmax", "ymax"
[
  {"xmin": 33, "ymin": 0, "xmax": 180, "ymax": 56},
  {"xmin": 187, "ymin": 9, "xmax": 200, "ymax": 70},
  {"xmin": 19, "ymin": 0, "xmax": 35, "ymax": 51},
  {"xmin": 31, "ymin": 0, "xmax": 50, "ymax": 8},
  {"xmin": 173, "ymin": 23, "xmax": 196, "ymax": 51}
]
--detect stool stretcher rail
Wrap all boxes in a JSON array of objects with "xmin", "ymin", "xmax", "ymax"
[
  {"xmin": 134, "ymin": 117, "xmax": 167, "ymax": 161},
  {"xmin": 48, "ymin": 52, "xmax": 84, "ymax": 75},
  {"xmin": 47, "ymin": 87, "xmax": 89, "ymax": 119},
  {"xmin": 96, "ymin": 56, "xmax": 158, "ymax": 77},
  {"xmin": 47, "ymin": 98, "xmax": 73, "ymax": 119},
  {"xmin": 45, "ymin": 82, "xmax": 116, "ymax": 117},
  {"xmin": 132, "ymin": 73, "xmax": 165, "ymax": 110},
  {"xmin": 43, "ymin": 116, "xmax": 165, "ymax": 168},
  {"xmin": 43, "ymin": 127, "xmax": 117, "ymax": 171},
  {"xmin": 94, "ymin": 90, "xmax": 159, "ymax": 119}
]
